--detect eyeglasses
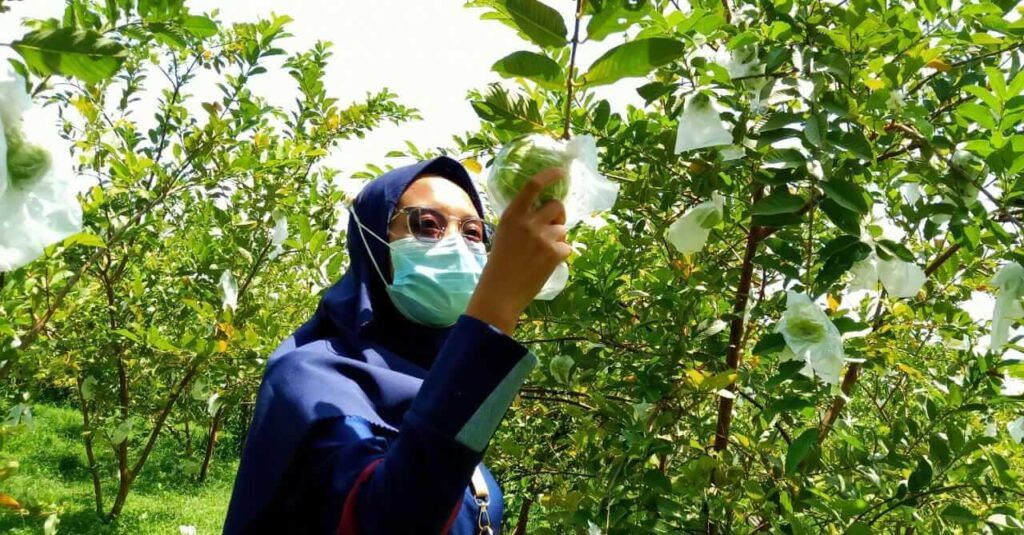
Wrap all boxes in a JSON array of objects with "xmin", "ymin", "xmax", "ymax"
[{"xmin": 389, "ymin": 206, "xmax": 495, "ymax": 251}]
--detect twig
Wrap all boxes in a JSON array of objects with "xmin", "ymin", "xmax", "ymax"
[{"xmin": 562, "ymin": 0, "xmax": 585, "ymax": 139}]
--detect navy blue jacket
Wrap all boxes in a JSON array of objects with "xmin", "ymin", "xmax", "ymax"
[{"xmin": 223, "ymin": 157, "xmax": 537, "ymax": 534}]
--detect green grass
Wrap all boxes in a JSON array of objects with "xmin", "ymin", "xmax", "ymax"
[{"xmin": 1, "ymin": 403, "xmax": 237, "ymax": 534}]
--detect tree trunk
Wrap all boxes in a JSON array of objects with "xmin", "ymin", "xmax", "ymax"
[
  {"xmin": 75, "ymin": 377, "xmax": 104, "ymax": 517},
  {"xmin": 513, "ymin": 493, "xmax": 534, "ymax": 535},
  {"xmin": 198, "ymin": 405, "xmax": 226, "ymax": 482}
]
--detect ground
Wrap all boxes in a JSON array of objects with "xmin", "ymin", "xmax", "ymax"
[{"xmin": 0, "ymin": 404, "xmax": 236, "ymax": 534}]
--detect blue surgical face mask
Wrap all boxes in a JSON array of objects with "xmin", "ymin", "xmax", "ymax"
[{"xmin": 349, "ymin": 206, "xmax": 488, "ymax": 327}]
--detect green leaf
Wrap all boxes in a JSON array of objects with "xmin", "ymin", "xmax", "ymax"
[
  {"xmin": 753, "ymin": 332, "xmax": 786, "ymax": 354},
  {"xmin": 751, "ymin": 191, "xmax": 806, "ymax": 215},
  {"xmin": 583, "ymin": 38, "xmax": 686, "ymax": 87},
  {"xmin": 586, "ymin": 0, "xmax": 650, "ymax": 41},
  {"xmin": 503, "ymin": 0, "xmax": 567, "ymax": 48},
  {"xmin": 940, "ymin": 503, "xmax": 978, "ymax": 524},
  {"xmin": 760, "ymin": 112, "xmax": 804, "ymax": 131},
  {"xmin": 820, "ymin": 198, "xmax": 862, "ymax": 235},
  {"xmin": 805, "ymin": 113, "xmax": 824, "ymax": 147},
  {"xmin": 957, "ymin": 102, "xmax": 997, "ymax": 130},
  {"xmin": 12, "ymin": 28, "xmax": 127, "ymax": 84},
  {"xmin": 831, "ymin": 130, "xmax": 873, "ymax": 161},
  {"xmin": 986, "ymin": 66, "xmax": 1008, "ymax": 99},
  {"xmin": 817, "ymin": 241, "xmax": 872, "ymax": 288},
  {"xmin": 785, "ymin": 429, "xmax": 818, "ymax": 474},
  {"xmin": 875, "ymin": 239, "xmax": 915, "ymax": 262},
  {"xmin": 636, "ymin": 81, "xmax": 674, "ymax": 104},
  {"xmin": 181, "ymin": 15, "xmax": 218, "ymax": 38},
  {"xmin": 64, "ymin": 232, "xmax": 107, "ymax": 248},
  {"xmin": 491, "ymin": 50, "xmax": 563, "ymax": 90},
  {"xmin": 763, "ymin": 148, "xmax": 806, "ymax": 168},
  {"xmin": 907, "ymin": 457, "xmax": 933, "ymax": 492},
  {"xmin": 821, "ymin": 179, "xmax": 871, "ymax": 214}
]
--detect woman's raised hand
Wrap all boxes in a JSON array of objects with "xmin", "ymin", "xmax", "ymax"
[{"xmin": 466, "ymin": 169, "xmax": 572, "ymax": 336}]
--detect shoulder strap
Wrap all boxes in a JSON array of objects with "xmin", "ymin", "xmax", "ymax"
[{"xmin": 470, "ymin": 464, "xmax": 489, "ymax": 500}]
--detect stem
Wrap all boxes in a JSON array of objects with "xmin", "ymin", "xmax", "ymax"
[
  {"xmin": 512, "ymin": 490, "xmax": 535, "ymax": 535},
  {"xmin": 198, "ymin": 405, "xmax": 226, "ymax": 483},
  {"xmin": 75, "ymin": 376, "xmax": 104, "ymax": 516},
  {"xmin": 713, "ymin": 185, "xmax": 766, "ymax": 452},
  {"xmin": 907, "ymin": 43, "xmax": 1022, "ymax": 95},
  {"xmin": 562, "ymin": 0, "xmax": 584, "ymax": 140}
]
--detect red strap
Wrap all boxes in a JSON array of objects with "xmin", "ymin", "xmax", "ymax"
[
  {"xmin": 441, "ymin": 495, "xmax": 462, "ymax": 534},
  {"xmin": 337, "ymin": 457, "xmax": 463, "ymax": 535},
  {"xmin": 337, "ymin": 458, "xmax": 384, "ymax": 535}
]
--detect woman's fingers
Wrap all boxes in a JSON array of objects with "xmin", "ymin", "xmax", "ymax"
[
  {"xmin": 505, "ymin": 168, "xmax": 566, "ymax": 216},
  {"xmin": 540, "ymin": 223, "xmax": 568, "ymax": 244},
  {"xmin": 533, "ymin": 199, "xmax": 566, "ymax": 225}
]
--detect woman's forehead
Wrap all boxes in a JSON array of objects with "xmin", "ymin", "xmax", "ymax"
[{"xmin": 397, "ymin": 175, "xmax": 478, "ymax": 218}]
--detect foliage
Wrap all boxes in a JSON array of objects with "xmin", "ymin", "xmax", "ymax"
[
  {"xmin": 460, "ymin": 0, "xmax": 1024, "ymax": 533},
  {"xmin": 2, "ymin": 0, "xmax": 1024, "ymax": 533},
  {"xmin": 1, "ymin": 0, "xmax": 414, "ymax": 524},
  {"xmin": 0, "ymin": 403, "xmax": 234, "ymax": 533}
]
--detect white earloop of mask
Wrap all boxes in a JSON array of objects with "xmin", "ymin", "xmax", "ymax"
[{"xmin": 346, "ymin": 204, "xmax": 394, "ymax": 287}]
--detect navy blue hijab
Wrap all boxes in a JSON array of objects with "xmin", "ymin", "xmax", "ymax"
[{"xmin": 223, "ymin": 156, "xmax": 486, "ymax": 531}]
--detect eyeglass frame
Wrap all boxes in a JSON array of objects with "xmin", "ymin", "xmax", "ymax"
[{"xmin": 388, "ymin": 206, "xmax": 496, "ymax": 250}]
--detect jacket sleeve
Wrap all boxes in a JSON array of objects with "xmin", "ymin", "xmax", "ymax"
[{"xmin": 329, "ymin": 313, "xmax": 538, "ymax": 534}]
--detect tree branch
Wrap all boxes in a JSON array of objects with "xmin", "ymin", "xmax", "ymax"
[
  {"xmin": 713, "ymin": 185, "xmax": 765, "ymax": 452},
  {"xmin": 562, "ymin": 0, "xmax": 585, "ymax": 140}
]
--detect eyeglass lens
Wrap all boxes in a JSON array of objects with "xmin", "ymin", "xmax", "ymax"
[{"xmin": 406, "ymin": 207, "xmax": 492, "ymax": 248}]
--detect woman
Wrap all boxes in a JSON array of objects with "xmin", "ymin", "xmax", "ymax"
[{"xmin": 223, "ymin": 155, "xmax": 569, "ymax": 534}]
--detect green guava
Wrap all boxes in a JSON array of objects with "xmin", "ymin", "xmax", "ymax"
[
  {"xmin": 493, "ymin": 136, "xmax": 570, "ymax": 205},
  {"xmin": 5, "ymin": 126, "xmax": 52, "ymax": 186},
  {"xmin": 549, "ymin": 354, "xmax": 574, "ymax": 384},
  {"xmin": 787, "ymin": 315, "xmax": 825, "ymax": 342}
]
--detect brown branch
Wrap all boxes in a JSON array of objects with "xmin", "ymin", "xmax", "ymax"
[
  {"xmin": 519, "ymin": 394, "xmax": 594, "ymax": 411},
  {"xmin": 562, "ymin": 0, "xmax": 585, "ymax": 140},
  {"xmin": 521, "ymin": 386, "xmax": 634, "ymax": 404},
  {"xmin": 75, "ymin": 376, "xmax": 104, "ymax": 516},
  {"xmin": 513, "ymin": 491, "xmax": 536, "ymax": 535},
  {"xmin": 907, "ymin": 42, "xmax": 1022, "ymax": 95},
  {"xmin": 713, "ymin": 185, "xmax": 766, "ymax": 452}
]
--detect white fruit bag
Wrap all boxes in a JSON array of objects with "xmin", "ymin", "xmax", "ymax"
[
  {"xmin": 486, "ymin": 134, "xmax": 619, "ymax": 300},
  {"xmin": 776, "ymin": 291, "xmax": 845, "ymax": 385}
]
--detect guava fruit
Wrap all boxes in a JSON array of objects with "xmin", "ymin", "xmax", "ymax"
[
  {"xmin": 492, "ymin": 135, "xmax": 570, "ymax": 206},
  {"xmin": 5, "ymin": 126, "xmax": 52, "ymax": 186}
]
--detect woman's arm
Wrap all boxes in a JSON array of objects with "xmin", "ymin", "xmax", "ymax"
[{"xmin": 329, "ymin": 314, "xmax": 536, "ymax": 534}]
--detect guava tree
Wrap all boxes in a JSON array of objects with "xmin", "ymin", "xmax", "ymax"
[
  {"xmin": 459, "ymin": 0, "xmax": 1024, "ymax": 533},
  {"xmin": 0, "ymin": 0, "xmax": 414, "ymax": 521}
]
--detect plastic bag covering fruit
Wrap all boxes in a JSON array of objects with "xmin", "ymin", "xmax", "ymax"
[
  {"xmin": 220, "ymin": 269, "xmax": 238, "ymax": 311},
  {"xmin": 491, "ymin": 135, "xmax": 570, "ymax": 204},
  {"xmin": 549, "ymin": 354, "xmax": 574, "ymax": 384},
  {"xmin": 674, "ymin": 94, "xmax": 732, "ymax": 154},
  {"xmin": 665, "ymin": 192, "xmax": 724, "ymax": 255},
  {"xmin": 1009, "ymin": 416, "xmax": 1024, "ymax": 444},
  {"xmin": 486, "ymin": 133, "xmax": 618, "ymax": 230},
  {"xmin": 877, "ymin": 257, "xmax": 926, "ymax": 298},
  {"xmin": 776, "ymin": 291, "xmax": 845, "ymax": 385},
  {"xmin": 990, "ymin": 262, "xmax": 1024, "ymax": 353},
  {"xmin": 847, "ymin": 253, "xmax": 925, "ymax": 298},
  {"xmin": 535, "ymin": 260, "xmax": 569, "ymax": 301},
  {"xmin": 486, "ymin": 134, "xmax": 619, "ymax": 302},
  {"xmin": 848, "ymin": 256, "xmax": 879, "ymax": 291},
  {"xmin": 1, "ymin": 71, "xmax": 82, "ymax": 272}
]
